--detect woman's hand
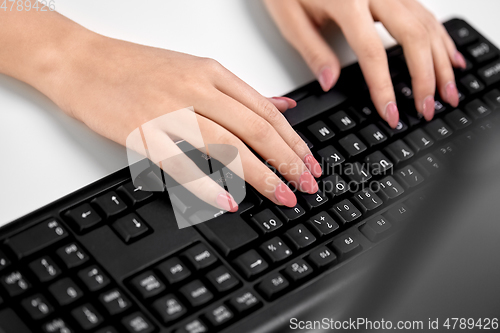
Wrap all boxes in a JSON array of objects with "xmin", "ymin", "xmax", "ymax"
[
  {"xmin": 264, "ymin": 0, "xmax": 467, "ymax": 128},
  {"xmin": 22, "ymin": 13, "xmax": 323, "ymax": 212}
]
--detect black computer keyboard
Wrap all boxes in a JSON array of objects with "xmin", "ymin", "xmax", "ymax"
[{"xmin": 1, "ymin": 18, "xmax": 500, "ymax": 333}]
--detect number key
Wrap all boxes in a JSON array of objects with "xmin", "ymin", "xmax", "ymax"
[
  {"xmin": 251, "ymin": 209, "xmax": 283, "ymax": 234},
  {"xmin": 330, "ymin": 199, "xmax": 362, "ymax": 224}
]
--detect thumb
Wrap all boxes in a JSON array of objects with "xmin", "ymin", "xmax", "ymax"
[{"xmin": 264, "ymin": 0, "xmax": 341, "ymax": 91}]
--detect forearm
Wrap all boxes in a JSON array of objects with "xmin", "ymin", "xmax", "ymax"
[{"xmin": 0, "ymin": 7, "xmax": 95, "ymax": 109}]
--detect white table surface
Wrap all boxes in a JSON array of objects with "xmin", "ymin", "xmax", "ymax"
[{"xmin": 1, "ymin": 0, "xmax": 499, "ymax": 226}]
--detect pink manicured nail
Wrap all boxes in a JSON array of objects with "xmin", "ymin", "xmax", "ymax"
[
  {"xmin": 299, "ymin": 171, "xmax": 319, "ymax": 194},
  {"xmin": 272, "ymin": 96, "xmax": 297, "ymax": 108},
  {"xmin": 318, "ymin": 66, "xmax": 335, "ymax": 92},
  {"xmin": 423, "ymin": 96, "xmax": 435, "ymax": 121},
  {"xmin": 385, "ymin": 102, "xmax": 399, "ymax": 129},
  {"xmin": 275, "ymin": 183, "xmax": 297, "ymax": 207},
  {"xmin": 304, "ymin": 154, "xmax": 322, "ymax": 178},
  {"xmin": 216, "ymin": 193, "xmax": 238, "ymax": 212},
  {"xmin": 455, "ymin": 51, "xmax": 467, "ymax": 69},
  {"xmin": 445, "ymin": 82, "xmax": 459, "ymax": 107}
]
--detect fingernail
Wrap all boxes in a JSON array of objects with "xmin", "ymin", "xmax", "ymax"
[
  {"xmin": 385, "ymin": 102, "xmax": 399, "ymax": 129},
  {"xmin": 272, "ymin": 96, "xmax": 297, "ymax": 108},
  {"xmin": 216, "ymin": 193, "xmax": 238, "ymax": 212},
  {"xmin": 275, "ymin": 183, "xmax": 297, "ymax": 207},
  {"xmin": 318, "ymin": 66, "xmax": 334, "ymax": 92},
  {"xmin": 304, "ymin": 154, "xmax": 322, "ymax": 178},
  {"xmin": 445, "ymin": 82, "xmax": 459, "ymax": 107},
  {"xmin": 423, "ymin": 95, "xmax": 435, "ymax": 121},
  {"xmin": 299, "ymin": 171, "xmax": 319, "ymax": 194},
  {"xmin": 454, "ymin": 51, "xmax": 467, "ymax": 69}
]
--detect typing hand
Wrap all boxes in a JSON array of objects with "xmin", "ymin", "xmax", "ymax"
[
  {"xmin": 50, "ymin": 32, "xmax": 322, "ymax": 211},
  {"xmin": 264, "ymin": 0, "xmax": 466, "ymax": 128}
]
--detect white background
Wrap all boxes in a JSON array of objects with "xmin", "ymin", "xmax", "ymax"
[{"xmin": 1, "ymin": 0, "xmax": 499, "ymax": 225}]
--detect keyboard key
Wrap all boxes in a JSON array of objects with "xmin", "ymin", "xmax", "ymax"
[
  {"xmin": 229, "ymin": 290, "xmax": 261, "ymax": 314},
  {"xmin": 467, "ymin": 41, "xmax": 497, "ymax": 64},
  {"xmin": 360, "ymin": 216, "xmax": 392, "ymax": 242},
  {"xmin": 405, "ymin": 128, "xmax": 434, "ymax": 153},
  {"xmin": 478, "ymin": 60, "xmax": 500, "ymax": 86},
  {"xmin": 307, "ymin": 211, "xmax": 339, "ymax": 236},
  {"xmin": 57, "ymin": 243, "xmax": 89, "ymax": 269},
  {"xmin": 435, "ymin": 142, "xmax": 458, "ymax": 161},
  {"xmin": 29, "ymin": 256, "xmax": 61, "ymax": 283},
  {"xmin": 329, "ymin": 110, "xmax": 356, "ymax": 131},
  {"xmin": 251, "ymin": 209, "xmax": 283, "ymax": 234},
  {"xmin": 359, "ymin": 124, "xmax": 387, "ymax": 147},
  {"xmin": 449, "ymin": 25, "xmax": 478, "ymax": 46},
  {"xmin": 78, "ymin": 265, "xmax": 110, "ymax": 292},
  {"xmin": 417, "ymin": 154, "xmax": 442, "ymax": 177},
  {"xmin": 297, "ymin": 131, "xmax": 314, "ymax": 149},
  {"xmin": 206, "ymin": 266, "xmax": 239, "ymax": 293},
  {"xmin": 353, "ymin": 189, "xmax": 383, "ymax": 212},
  {"xmin": 180, "ymin": 280, "xmax": 213, "ymax": 307},
  {"xmin": 299, "ymin": 191, "xmax": 328, "ymax": 210},
  {"xmin": 0, "ymin": 251, "xmax": 10, "ymax": 272},
  {"xmin": 176, "ymin": 318, "xmax": 208, "ymax": 333},
  {"xmin": 338, "ymin": 134, "xmax": 367, "ymax": 157},
  {"xmin": 43, "ymin": 318, "xmax": 73, "ymax": 333},
  {"xmin": 131, "ymin": 271, "xmax": 165, "ymax": 298},
  {"xmin": 99, "ymin": 289, "xmax": 131, "ymax": 315},
  {"xmin": 395, "ymin": 81, "xmax": 414, "ymax": 100},
  {"xmin": 204, "ymin": 304, "xmax": 234, "ymax": 327},
  {"xmin": 308, "ymin": 121, "xmax": 335, "ymax": 142},
  {"xmin": 92, "ymin": 191, "xmax": 127, "ymax": 218},
  {"xmin": 284, "ymin": 259, "xmax": 313, "ymax": 282},
  {"xmin": 183, "ymin": 243, "xmax": 218, "ymax": 270},
  {"xmin": 385, "ymin": 140, "xmax": 414, "ymax": 164},
  {"xmin": 285, "ymin": 224, "xmax": 316, "ymax": 250},
  {"xmin": 21, "ymin": 294, "xmax": 53, "ymax": 320},
  {"xmin": 65, "ymin": 203, "xmax": 102, "ymax": 232},
  {"xmin": 484, "ymin": 89, "xmax": 500, "ymax": 109},
  {"xmin": 1, "ymin": 271, "xmax": 30, "ymax": 297},
  {"xmin": 460, "ymin": 74, "xmax": 485, "ymax": 94},
  {"xmin": 6, "ymin": 219, "xmax": 67, "ymax": 259},
  {"xmin": 72, "ymin": 304, "xmax": 103, "ymax": 330},
  {"xmin": 96, "ymin": 327, "xmax": 119, "ymax": 333},
  {"xmin": 275, "ymin": 204, "xmax": 305, "ymax": 222},
  {"xmin": 317, "ymin": 145, "xmax": 345, "ymax": 167},
  {"xmin": 365, "ymin": 151, "xmax": 393, "ymax": 175},
  {"xmin": 426, "ymin": 119, "xmax": 453, "ymax": 141},
  {"xmin": 152, "ymin": 294, "xmax": 187, "ymax": 324},
  {"xmin": 196, "ymin": 213, "xmax": 258, "ymax": 256},
  {"xmin": 384, "ymin": 203, "xmax": 412, "ymax": 223},
  {"xmin": 122, "ymin": 312, "xmax": 155, "ymax": 333},
  {"xmin": 445, "ymin": 109, "xmax": 472, "ymax": 130},
  {"xmin": 112, "ymin": 213, "xmax": 149, "ymax": 243},
  {"xmin": 234, "ymin": 250, "xmax": 268, "ymax": 279},
  {"xmin": 257, "ymin": 273, "xmax": 289, "ymax": 300},
  {"xmin": 331, "ymin": 199, "xmax": 362, "ymax": 224},
  {"xmin": 465, "ymin": 99, "xmax": 491, "ymax": 119},
  {"xmin": 157, "ymin": 257, "xmax": 191, "ymax": 284},
  {"xmin": 260, "ymin": 237, "xmax": 292, "ymax": 263},
  {"xmin": 331, "ymin": 234, "xmax": 362, "ymax": 259},
  {"xmin": 345, "ymin": 162, "xmax": 372, "ymax": 184},
  {"xmin": 49, "ymin": 278, "xmax": 83, "ymax": 305},
  {"xmin": 0, "ymin": 308, "xmax": 32, "ymax": 333},
  {"xmin": 395, "ymin": 165, "xmax": 425, "ymax": 188},
  {"xmin": 434, "ymin": 99, "xmax": 447, "ymax": 114},
  {"xmin": 379, "ymin": 120, "xmax": 408, "ymax": 137},
  {"xmin": 307, "ymin": 246, "xmax": 337, "ymax": 269},
  {"xmin": 376, "ymin": 176, "xmax": 405, "ymax": 200},
  {"xmin": 322, "ymin": 174, "xmax": 348, "ymax": 196},
  {"xmin": 118, "ymin": 182, "xmax": 153, "ymax": 205}
]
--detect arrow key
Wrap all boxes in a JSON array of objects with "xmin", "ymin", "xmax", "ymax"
[
  {"xmin": 234, "ymin": 250, "xmax": 268, "ymax": 279},
  {"xmin": 92, "ymin": 191, "xmax": 127, "ymax": 218},
  {"xmin": 65, "ymin": 203, "xmax": 102, "ymax": 233},
  {"xmin": 118, "ymin": 182, "xmax": 153, "ymax": 205},
  {"xmin": 112, "ymin": 213, "xmax": 150, "ymax": 243}
]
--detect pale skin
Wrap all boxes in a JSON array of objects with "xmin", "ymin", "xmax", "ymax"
[{"xmin": 0, "ymin": 1, "xmax": 465, "ymax": 212}]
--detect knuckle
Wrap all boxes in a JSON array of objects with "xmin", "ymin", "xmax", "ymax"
[
  {"xmin": 248, "ymin": 116, "xmax": 273, "ymax": 141},
  {"xmin": 360, "ymin": 42, "xmax": 386, "ymax": 62},
  {"xmin": 404, "ymin": 23, "xmax": 430, "ymax": 45},
  {"xmin": 201, "ymin": 57, "xmax": 224, "ymax": 74},
  {"xmin": 259, "ymin": 99, "xmax": 281, "ymax": 124},
  {"xmin": 289, "ymin": 134, "xmax": 306, "ymax": 153}
]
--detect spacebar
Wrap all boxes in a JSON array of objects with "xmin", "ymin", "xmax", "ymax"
[
  {"xmin": 284, "ymin": 89, "xmax": 347, "ymax": 127},
  {"xmin": 0, "ymin": 308, "xmax": 33, "ymax": 333}
]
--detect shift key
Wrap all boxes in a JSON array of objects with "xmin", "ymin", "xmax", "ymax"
[{"xmin": 6, "ymin": 220, "xmax": 68, "ymax": 259}]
